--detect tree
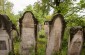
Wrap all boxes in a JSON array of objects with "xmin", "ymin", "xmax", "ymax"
[{"xmin": 0, "ymin": 0, "xmax": 6, "ymax": 14}]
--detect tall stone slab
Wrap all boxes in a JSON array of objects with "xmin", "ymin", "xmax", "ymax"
[
  {"xmin": 68, "ymin": 26, "xmax": 83, "ymax": 55},
  {"xmin": 46, "ymin": 14, "xmax": 66, "ymax": 55},
  {"xmin": 44, "ymin": 21, "xmax": 50, "ymax": 49},
  {"xmin": 44, "ymin": 21, "xmax": 50, "ymax": 38},
  {"xmin": 0, "ymin": 29, "xmax": 11, "ymax": 55},
  {"xmin": 0, "ymin": 14, "xmax": 13, "ymax": 55},
  {"xmin": 37, "ymin": 24, "xmax": 42, "ymax": 32},
  {"xmin": 19, "ymin": 11, "xmax": 38, "ymax": 55}
]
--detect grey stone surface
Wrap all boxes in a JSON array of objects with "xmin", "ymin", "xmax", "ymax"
[
  {"xmin": 68, "ymin": 30, "xmax": 83, "ymax": 55},
  {"xmin": 44, "ymin": 22, "xmax": 49, "ymax": 37},
  {"xmin": 0, "ymin": 29, "xmax": 12, "ymax": 55},
  {"xmin": 46, "ymin": 17, "xmax": 63, "ymax": 55},
  {"xmin": 20, "ymin": 12, "xmax": 35, "ymax": 55}
]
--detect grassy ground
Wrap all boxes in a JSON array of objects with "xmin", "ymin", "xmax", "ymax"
[
  {"xmin": 13, "ymin": 29, "xmax": 85, "ymax": 55},
  {"xmin": 37, "ymin": 37, "xmax": 47, "ymax": 55},
  {"xmin": 14, "ymin": 38, "xmax": 47, "ymax": 55},
  {"xmin": 14, "ymin": 42, "xmax": 20, "ymax": 55}
]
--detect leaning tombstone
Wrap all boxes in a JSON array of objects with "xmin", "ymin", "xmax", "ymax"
[
  {"xmin": 0, "ymin": 14, "xmax": 13, "ymax": 55},
  {"xmin": 46, "ymin": 14, "xmax": 66, "ymax": 55},
  {"xmin": 68, "ymin": 26, "xmax": 83, "ymax": 55},
  {"xmin": 19, "ymin": 11, "xmax": 38, "ymax": 55}
]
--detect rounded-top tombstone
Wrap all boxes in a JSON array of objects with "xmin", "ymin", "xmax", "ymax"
[
  {"xmin": 19, "ymin": 11, "xmax": 38, "ymax": 55},
  {"xmin": 0, "ymin": 14, "xmax": 14, "ymax": 55},
  {"xmin": 68, "ymin": 26, "xmax": 83, "ymax": 55},
  {"xmin": 46, "ymin": 14, "xmax": 66, "ymax": 55},
  {"xmin": 44, "ymin": 21, "xmax": 50, "ymax": 38}
]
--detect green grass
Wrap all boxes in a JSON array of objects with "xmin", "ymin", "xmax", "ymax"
[
  {"xmin": 13, "ymin": 28, "xmax": 85, "ymax": 55},
  {"xmin": 14, "ymin": 42, "xmax": 20, "ymax": 55},
  {"xmin": 37, "ymin": 37, "xmax": 47, "ymax": 55}
]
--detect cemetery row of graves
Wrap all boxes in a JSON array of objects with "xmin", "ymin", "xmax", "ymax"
[{"xmin": 0, "ymin": 11, "xmax": 85, "ymax": 55}]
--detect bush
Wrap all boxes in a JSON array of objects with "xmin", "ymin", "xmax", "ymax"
[{"xmin": 38, "ymin": 29, "xmax": 45, "ymax": 38}]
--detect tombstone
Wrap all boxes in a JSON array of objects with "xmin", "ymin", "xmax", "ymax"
[
  {"xmin": 0, "ymin": 29, "xmax": 12, "ymax": 55},
  {"xmin": 44, "ymin": 21, "xmax": 50, "ymax": 38},
  {"xmin": 68, "ymin": 26, "xmax": 83, "ymax": 55},
  {"xmin": 46, "ymin": 14, "xmax": 66, "ymax": 55},
  {"xmin": 37, "ymin": 24, "xmax": 42, "ymax": 32},
  {"xmin": 19, "ymin": 11, "xmax": 38, "ymax": 55},
  {"xmin": 0, "ymin": 14, "xmax": 13, "ymax": 55},
  {"xmin": 44, "ymin": 21, "xmax": 50, "ymax": 47}
]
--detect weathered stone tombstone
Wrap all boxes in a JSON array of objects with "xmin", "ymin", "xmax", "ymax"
[
  {"xmin": 19, "ymin": 11, "xmax": 38, "ymax": 55},
  {"xmin": 0, "ymin": 29, "xmax": 12, "ymax": 55},
  {"xmin": 0, "ymin": 14, "xmax": 14, "ymax": 55},
  {"xmin": 46, "ymin": 14, "xmax": 66, "ymax": 55},
  {"xmin": 44, "ymin": 21, "xmax": 50, "ymax": 38},
  {"xmin": 37, "ymin": 24, "xmax": 42, "ymax": 32},
  {"xmin": 68, "ymin": 26, "xmax": 83, "ymax": 55},
  {"xmin": 44, "ymin": 21, "xmax": 50, "ymax": 47}
]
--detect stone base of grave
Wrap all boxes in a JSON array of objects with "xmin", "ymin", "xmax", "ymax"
[
  {"xmin": 20, "ymin": 28, "xmax": 35, "ymax": 55},
  {"xmin": 0, "ymin": 29, "xmax": 12, "ymax": 55}
]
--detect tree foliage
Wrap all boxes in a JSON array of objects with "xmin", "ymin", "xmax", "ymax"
[{"xmin": 0, "ymin": 0, "xmax": 85, "ymax": 55}]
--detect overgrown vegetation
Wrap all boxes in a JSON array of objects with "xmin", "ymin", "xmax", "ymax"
[{"xmin": 0, "ymin": 0, "xmax": 85, "ymax": 55}]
